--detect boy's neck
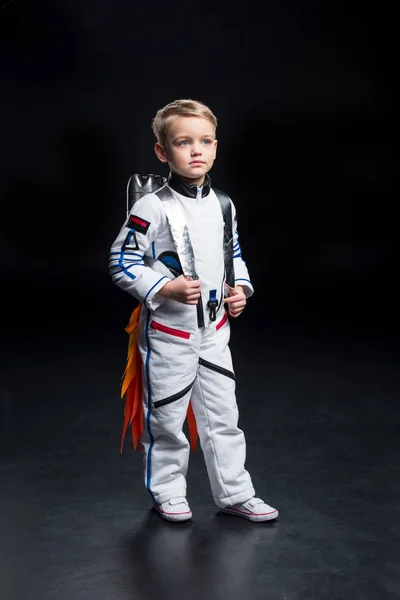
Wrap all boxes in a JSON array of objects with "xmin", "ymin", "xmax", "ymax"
[{"xmin": 168, "ymin": 172, "xmax": 211, "ymax": 199}]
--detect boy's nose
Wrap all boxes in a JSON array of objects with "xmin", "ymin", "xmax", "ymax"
[{"xmin": 191, "ymin": 144, "xmax": 202, "ymax": 155}]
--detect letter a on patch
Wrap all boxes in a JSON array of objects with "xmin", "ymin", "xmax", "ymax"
[{"xmin": 122, "ymin": 230, "xmax": 139, "ymax": 251}]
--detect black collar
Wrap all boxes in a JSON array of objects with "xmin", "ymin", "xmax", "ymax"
[{"xmin": 168, "ymin": 172, "xmax": 211, "ymax": 198}]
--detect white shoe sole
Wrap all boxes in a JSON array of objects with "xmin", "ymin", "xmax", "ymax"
[
  {"xmin": 154, "ymin": 504, "xmax": 192, "ymax": 522},
  {"xmin": 220, "ymin": 506, "xmax": 279, "ymax": 522}
]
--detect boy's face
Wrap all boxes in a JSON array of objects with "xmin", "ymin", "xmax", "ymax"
[{"xmin": 154, "ymin": 116, "xmax": 217, "ymax": 187}]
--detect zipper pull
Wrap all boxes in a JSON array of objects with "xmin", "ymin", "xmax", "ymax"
[{"xmin": 207, "ymin": 289, "xmax": 218, "ymax": 322}]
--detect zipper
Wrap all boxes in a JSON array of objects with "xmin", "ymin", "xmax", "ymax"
[
  {"xmin": 198, "ymin": 357, "xmax": 235, "ymax": 381},
  {"xmin": 154, "ymin": 378, "xmax": 196, "ymax": 408}
]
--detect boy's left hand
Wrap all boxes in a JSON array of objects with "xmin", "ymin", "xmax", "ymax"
[{"xmin": 223, "ymin": 285, "xmax": 246, "ymax": 318}]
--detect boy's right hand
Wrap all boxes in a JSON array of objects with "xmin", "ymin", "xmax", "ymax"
[{"xmin": 157, "ymin": 275, "xmax": 201, "ymax": 305}]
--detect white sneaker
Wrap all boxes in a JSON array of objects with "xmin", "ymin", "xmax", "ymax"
[
  {"xmin": 221, "ymin": 497, "xmax": 278, "ymax": 522},
  {"xmin": 154, "ymin": 497, "xmax": 192, "ymax": 522}
]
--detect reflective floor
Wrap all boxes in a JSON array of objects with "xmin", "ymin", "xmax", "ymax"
[{"xmin": 1, "ymin": 278, "xmax": 399, "ymax": 600}]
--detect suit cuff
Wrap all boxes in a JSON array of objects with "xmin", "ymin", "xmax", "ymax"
[{"xmin": 144, "ymin": 276, "xmax": 170, "ymax": 310}]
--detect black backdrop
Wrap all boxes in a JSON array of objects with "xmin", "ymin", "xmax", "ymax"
[{"xmin": 0, "ymin": 0, "xmax": 395, "ymax": 344}]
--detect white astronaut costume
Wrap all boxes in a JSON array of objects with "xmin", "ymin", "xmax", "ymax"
[{"xmin": 110, "ymin": 173, "xmax": 256, "ymax": 508}]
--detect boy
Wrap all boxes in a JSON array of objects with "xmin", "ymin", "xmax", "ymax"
[{"xmin": 110, "ymin": 99, "xmax": 278, "ymax": 523}]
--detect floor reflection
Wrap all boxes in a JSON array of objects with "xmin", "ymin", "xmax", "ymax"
[{"xmin": 123, "ymin": 508, "xmax": 280, "ymax": 600}]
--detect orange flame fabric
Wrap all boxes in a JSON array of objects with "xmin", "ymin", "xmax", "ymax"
[
  {"xmin": 120, "ymin": 304, "xmax": 198, "ymax": 453},
  {"xmin": 186, "ymin": 401, "xmax": 198, "ymax": 451},
  {"xmin": 120, "ymin": 304, "xmax": 144, "ymax": 453}
]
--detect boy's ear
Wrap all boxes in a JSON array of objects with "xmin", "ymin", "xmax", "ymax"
[
  {"xmin": 213, "ymin": 139, "xmax": 218, "ymax": 159},
  {"xmin": 154, "ymin": 142, "xmax": 168, "ymax": 163}
]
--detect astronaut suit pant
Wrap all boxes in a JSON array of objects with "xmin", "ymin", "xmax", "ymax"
[{"xmin": 137, "ymin": 301, "xmax": 255, "ymax": 508}]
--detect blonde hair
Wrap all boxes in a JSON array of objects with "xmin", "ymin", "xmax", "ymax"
[{"xmin": 152, "ymin": 99, "xmax": 218, "ymax": 146}]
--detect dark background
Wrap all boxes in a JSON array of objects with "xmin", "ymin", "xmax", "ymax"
[
  {"xmin": 0, "ymin": 4, "xmax": 398, "ymax": 599},
  {"xmin": 0, "ymin": 0, "xmax": 395, "ymax": 346}
]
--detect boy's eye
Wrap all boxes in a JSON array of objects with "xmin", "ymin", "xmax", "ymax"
[
  {"xmin": 203, "ymin": 139, "xmax": 212, "ymax": 145},
  {"xmin": 177, "ymin": 140, "xmax": 189, "ymax": 146}
]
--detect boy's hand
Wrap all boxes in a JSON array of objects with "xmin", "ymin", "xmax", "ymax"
[
  {"xmin": 223, "ymin": 285, "xmax": 246, "ymax": 318},
  {"xmin": 157, "ymin": 275, "xmax": 201, "ymax": 305}
]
